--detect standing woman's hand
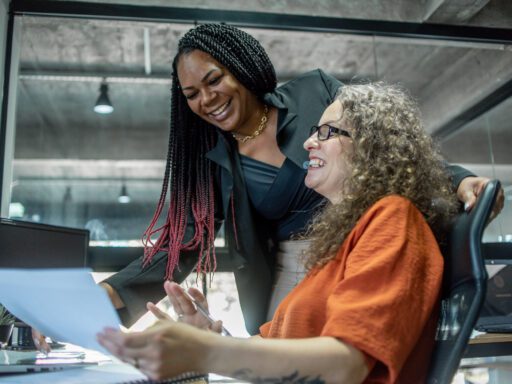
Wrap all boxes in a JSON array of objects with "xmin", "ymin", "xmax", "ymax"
[
  {"xmin": 31, "ymin": 328, "xmax": 51, "ymax": 354},
  {"xmin": 457, "ymin": 176, "xmax": 505, "ymax": 221}
]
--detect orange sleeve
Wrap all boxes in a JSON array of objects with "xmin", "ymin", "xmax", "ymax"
[
  {"xmin": 320, "ymin": 197, "xmax": 443, "ymax": 383},
  {"xmin": 259, "ymin": 321, "xmax": 271, "ymax": 337}
]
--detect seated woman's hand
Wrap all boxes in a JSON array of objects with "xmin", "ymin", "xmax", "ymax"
[
  {"xmin": 147, "ymin": 281, "xmax": 223, "ymax": 333},
  {"xmin": 98, "ymin": 320, "xmax": 214, "ymax": 380}
]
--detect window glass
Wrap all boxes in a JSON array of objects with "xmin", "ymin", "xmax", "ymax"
[
  {"xmin": 10, "ymin": 17, "xmax": 187, "ymax": 244},
  {"xmin": 440, "ymin": 97, "xmax": 512, "ymax": 242},
  {"xmin": 11, "ymin": 17, "xmax": 512, "ymax": 242},
  {"xmin": 6, "ymin": 13, "xmax": 512, "ymax": 336}
]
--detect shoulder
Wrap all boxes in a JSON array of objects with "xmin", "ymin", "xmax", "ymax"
[
  {"xmin": 284, "ymin": 69, "xmax": 336, "ymax": 83},
  {"xmin": 342, "ymin": 195, "xmax": 440, "ymax": 268},
  {"xmin": 280, "ymin": 69, "xmax": 340, "ymax": 90},
  {"xmin": 366, "ymin": 195, "xmax": 420, "ymax": 218},
  {"xmin": 265, "ymin": 70, "xmax": 340, "ymax": 117},
  {"xmin": 353, "ymin": 195, "xmax": 428, "ymax": 235},
  {"xmin": 272, "ymin": 69, "xmax": 341, "ymax": 102}
]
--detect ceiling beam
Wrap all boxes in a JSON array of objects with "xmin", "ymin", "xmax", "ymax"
[
  {"xmin": 18, "ymin": 69, "xmax": 172, "ymax": 85},
  {"xmin": 13, "ymin": 159, "xmax": 166, "ymax": 180},
  {"xmin": 17, "ymin": 69, "xmax": 312, "ymax": 87},
  {"xmin": 423, "ymin": 0, "xmax": 447, "ymax": 21},
  {"xmin": 433, "ymin": 75, "xmax": 512, "ymax": 141},
  {"xmin": 12, "ymin": 0, "xmax": 512, "ymax": 45},
  {"xmin": 423, "ymin": 0, "xmax": 491, "ymax": 23}
]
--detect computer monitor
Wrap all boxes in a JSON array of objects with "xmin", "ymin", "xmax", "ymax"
[
  {"xmin": 0, "ymin": 218, "xmax": 89, "ymax": 268},
  {"xmin": 474, "ymin": 243, "xmax": 512, "ymax": 332}
]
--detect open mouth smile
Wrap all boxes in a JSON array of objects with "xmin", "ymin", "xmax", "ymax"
[
  {"xmin": 208, "ymin": 99, "xmax": 231, "ymax": 118},
  {"xmin": 308, "ymin": 158, "xmax": 325, "ymax": 168}
]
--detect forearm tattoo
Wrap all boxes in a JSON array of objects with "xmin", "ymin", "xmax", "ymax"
[{"xmin": 232, "ymin": 369, "xmax": 325, "ymax": 383}]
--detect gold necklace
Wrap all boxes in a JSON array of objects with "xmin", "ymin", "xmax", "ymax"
[{"xmin": 232, "ymin": 105, "xmax": 269, "ymax": 143}]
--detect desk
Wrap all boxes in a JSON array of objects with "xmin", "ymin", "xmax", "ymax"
[
  {"xmin": 0, "ymin": 362, "xmax": 213, "ymax": 384},
  {"xmin": 459, "ymin": 334, "xmax": 512, "ymax": 384},
  {"xmin": 0, "ymin": 355, "xmax": 246, "ymax": 383},
  {"xmin": 1, "ymin": 361, "xmax": 155, "ymax": 384},
  {"xmin": 0, "ymin": 347, "xmax": 209, "ymax": 384},
  {"xmin": 465, "ymin": 333, "xmax": 512, "ymax": 358}
]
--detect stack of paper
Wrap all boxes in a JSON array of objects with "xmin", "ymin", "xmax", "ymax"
[{"xmin": 0, "ymin": 269, "xmax": 120, "ymax": 353}]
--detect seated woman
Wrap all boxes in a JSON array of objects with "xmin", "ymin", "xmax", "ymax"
[{"xmin": 98, "ymin": 83, "xmax": 458, "ymax": 384}]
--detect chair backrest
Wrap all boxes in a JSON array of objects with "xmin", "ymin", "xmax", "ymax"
[{"xmin": 427, "ymin": 179, "xmax": 501, "ymax": 384}]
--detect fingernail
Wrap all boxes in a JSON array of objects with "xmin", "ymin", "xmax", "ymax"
[{"xmin": 464, "ymin": 202, "xmax": 470, "ymax": 211}]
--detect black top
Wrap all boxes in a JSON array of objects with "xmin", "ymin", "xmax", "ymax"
[{"xmin": 240, "ymin": 155, "xmax": 324, "ymax": 241}]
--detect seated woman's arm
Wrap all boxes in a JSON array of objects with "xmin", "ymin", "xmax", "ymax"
[
  {"xmin": 98, "ymin": 323, "xmax": 368, "ymax": 384},
  {"xmin": 99, "ymin": 282, "xmax": 368, "ymax": 383},
  {"xmin": 213, "ymin": 334, "xmax": 368, "ymax": 383}
]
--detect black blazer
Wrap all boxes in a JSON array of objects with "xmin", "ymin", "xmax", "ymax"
[{"xmin": 105, "ymin": 70, "xmax": 475, "ymax": 334}]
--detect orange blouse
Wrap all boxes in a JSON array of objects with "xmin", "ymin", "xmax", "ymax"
[{"xmin": 260, "ymin": 195, "xmax": 444, "ymax": 383}]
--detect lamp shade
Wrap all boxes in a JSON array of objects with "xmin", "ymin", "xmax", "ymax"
[
  {"xmin": 94, "ymin": 83, "xmax": 114, "ymax": 114},
  {"xmin": 118, "ymin": 184, "xmax": 130, "ymax": 204}
]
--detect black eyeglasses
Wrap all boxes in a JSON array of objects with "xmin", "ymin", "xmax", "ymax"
[{"xmin": 310, "ymin": 124, "xmax": 351, "ymax": 141}]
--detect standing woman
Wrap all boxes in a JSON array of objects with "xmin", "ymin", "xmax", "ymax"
[{"xmin": 100, "ymin": 24, "xmax": 499, "ymax": 335}]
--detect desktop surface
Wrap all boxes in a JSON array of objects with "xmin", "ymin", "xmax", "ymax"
[{"xmin": 0, "ymin": 344, "xmax": 241, "ymax": 384}]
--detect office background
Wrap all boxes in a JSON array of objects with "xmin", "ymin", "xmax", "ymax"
[
  {"xmin": 1, "ymin": 0, "xmax": 511, "ymax": 244},
  {"xmin": 1, "ymin": 0, "xmax": 511, "ymax": 334}
]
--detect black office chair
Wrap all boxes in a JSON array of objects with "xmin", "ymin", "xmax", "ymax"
[{"xmin": 427, "ymin": 179, "xmax": 501, "ymax": 384}]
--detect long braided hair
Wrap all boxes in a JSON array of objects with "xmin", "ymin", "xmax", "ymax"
[{"xmin": 142, "ymin": 24, "xmax": 277, "ymax": 278}]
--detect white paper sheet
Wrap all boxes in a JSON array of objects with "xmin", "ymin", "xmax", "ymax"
[{"xmin": 0, "ymin": 269, "xmax": 120, "ymax": 353}]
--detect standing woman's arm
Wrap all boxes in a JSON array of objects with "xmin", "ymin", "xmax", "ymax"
[{"xmin": 103, "ymin": 188, "xmax": 225, "ymax": 327}]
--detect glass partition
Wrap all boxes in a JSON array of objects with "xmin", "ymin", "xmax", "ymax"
[
  {"xmin": 441, "ymin": 96, "xmax": 512, "ymax": 242},
  {"xmin": 3, "ymin": 12, "xmax": 512, "ymax": 337},
  {"xmin": 9, "ymin": 16, "xmax": 512, "ymax": 242}
]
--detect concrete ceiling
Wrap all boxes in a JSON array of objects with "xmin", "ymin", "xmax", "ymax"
[{"xmin": 8, "ymin": 0, "xmax": 512, "ymax": 240}]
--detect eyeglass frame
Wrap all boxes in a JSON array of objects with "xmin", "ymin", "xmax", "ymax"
[{"xmin": 310, "ymin": 124, "xmax": 351, "ymax": 141}]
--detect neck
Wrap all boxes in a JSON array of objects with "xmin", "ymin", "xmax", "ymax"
[
  {"xmin": 232, "ymin": 104, "xmax": 269, "ymax": 143},
  {"xmin": 326, "ymin": 188, "xmax": 349, "ymax": 204},
  {"xmin": 235, "ymin": 101, "xmax": 267, "ymax": 137}
]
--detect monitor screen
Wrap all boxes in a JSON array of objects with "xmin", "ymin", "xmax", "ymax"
[
  {"xmin": 481, "ymin": 264, "xmax": 512, "ymax": 317},
  {"xmin": 0, "ymin": 218, "xmax": 89, "ymax": 268}
]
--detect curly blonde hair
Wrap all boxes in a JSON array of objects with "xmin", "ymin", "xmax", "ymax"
[{"xmin": 303, "ymin": 83, "xmax": 458, "ymax": 270}]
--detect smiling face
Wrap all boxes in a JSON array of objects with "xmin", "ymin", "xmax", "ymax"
[
  {"xmin": 176, "ymin": 50, "xmax": 262, "ymax": 135},
  {"xmin": 303, "ymin": 99, "xmax": 354, "ymax": 203}
]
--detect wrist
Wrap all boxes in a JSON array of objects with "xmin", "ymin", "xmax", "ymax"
[{"xmin": 200, "ymin": 331, "xmax": 231, "ymax": 374}]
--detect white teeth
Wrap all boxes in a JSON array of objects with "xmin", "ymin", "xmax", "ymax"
[
  {"xmin": 308, "ymin": 159, "xmax": 324, "ymax": 168},
  {"xmin": 210, "ymin": 101, "xmax": 229, "ymax": 116}
]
